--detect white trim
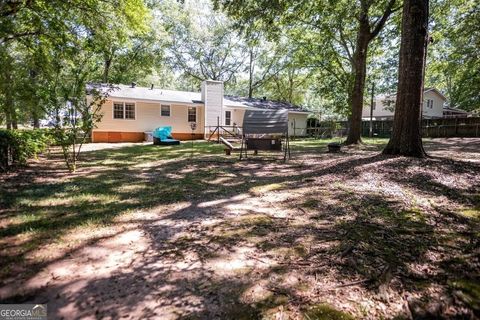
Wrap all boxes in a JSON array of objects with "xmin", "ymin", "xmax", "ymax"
[
  {"xmin": 223, "ymin": 105, "xmax": 309, "ymax": 114},
  {"xmin": 223, "ymin": 104, "xmax": 254, "ymax": 109},
  {"xmin": 112, "ymin": 101, "xmax": 136, "ymax": 120},
  {"xmin": 424, "ymin": 88, "xmax": 447, "ymax": 101},
  {"xmin": 106, "ymin": 96, "xmax": 204, "ymax": 106},
  {"xmin": 287, "ymin": 110, "xmax": 310, "ymax": 114},
  {"xmin": 188, "ymin": 106, "xmax": 197, "ymax": 123},
  {"xmin": 225, "ymin": 110, "xmax": 231, "ymax": 125},
  {"xmin": 124, "ymin": 102, "xmax": 136, "ymax": 120},
  {"xmin": 112, "ymin": 101, "xmax": 124, "ymax": 119},
  {"xmin": 160, "ymin": 104, "xmax": 171, "ymax": 117}
]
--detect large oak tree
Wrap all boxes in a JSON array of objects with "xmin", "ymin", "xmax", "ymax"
[
  {"xmin": 214, "ymin": 0, "xmax": 399, "ymax": 144},
  {"xmin": 383, "ymin": 0, "xmax": 429, "ymax": 157}
]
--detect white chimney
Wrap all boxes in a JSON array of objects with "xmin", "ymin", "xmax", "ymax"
[{"xmin": 201, "ymin": 80, "xmax": 224, "ymax": 133}]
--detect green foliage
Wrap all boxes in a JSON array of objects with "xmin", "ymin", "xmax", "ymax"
[
  {"xmin": 1, "ymin": 0, "xmax": 479, "ymax": 137},
  {"xmin": 0, "ymin": 129, "xmax": 53, "ymax": 170},
  {"xmin": 214, "ymin": 0, "xmax": 399, "ymax": 119},
  {"xmin": 0, "ymin": 0, "xmax": 158, "ymax": 130},
  {"xmin": 426, "ymin": 0, "xmax": 480, "ymax": 112},
  {"xmin": 161, "ymin": 0, "xmax": 247, "ymax": 84},
  {"xmin": 304, "ymin": 304, "xmax": 355, "ymax": 320}
]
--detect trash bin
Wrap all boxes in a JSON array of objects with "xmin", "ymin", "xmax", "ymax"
[{"xmin": 144, "ymin": 131, "xmax": 153, "ymax": 142}]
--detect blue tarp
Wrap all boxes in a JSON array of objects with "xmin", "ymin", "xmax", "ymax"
[
  {"xmin": 153, "ymin": 126, "xmax": 173, "ymax": 140},
  {"xmin": 152, "ymin": 126, "xmax": 180, "ymax": 145}
]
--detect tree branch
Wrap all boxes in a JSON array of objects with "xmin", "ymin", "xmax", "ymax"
[
  {"xmin": 369, "ymin": 0, "xmax": 396, "ymax": 40},
  {"xmin": 0, "ymin": 30, "xmax": 42, "ymax": 44}
]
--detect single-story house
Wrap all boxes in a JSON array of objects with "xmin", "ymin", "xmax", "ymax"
[
  {"xmin": 362, "ymin": 87, "xmax": 448, "ymax": 120},
  {"xmin": 88, "ymin": 80, "xmax": 309, "ymax": 142}
]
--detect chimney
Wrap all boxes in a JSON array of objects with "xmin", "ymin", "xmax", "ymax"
[
  {"xmin": 131, "ymin": 82, "xmax": 136, "ymax": 88},
  {"xmin": 150, "ymin": 84, "xmax": 154, "ymax": 90},
  {"xmin": 201, "ymin": 80, "xmax": 224, "ymax": 131}
]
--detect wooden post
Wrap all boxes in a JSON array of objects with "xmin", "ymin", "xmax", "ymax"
[
  {"xmin": 293, "ymin": 119, "xmax": 296, "ymax": 140},
  {"xmin": 369, "ymin": 83, "xmax": 375, "ymax": 137},
  {"xmin": 217, "ymin": 116, "xmax": 220, "ymax": 143}
]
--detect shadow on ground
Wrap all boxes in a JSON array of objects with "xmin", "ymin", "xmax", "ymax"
[{"xmin": 0, "ymin": 139, "xmax": 479, "ymax": 319}]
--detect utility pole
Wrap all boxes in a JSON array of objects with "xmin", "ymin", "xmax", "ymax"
[{"xmin": 369, "ymin": 82, "xmax": 375, "ymax": 138}]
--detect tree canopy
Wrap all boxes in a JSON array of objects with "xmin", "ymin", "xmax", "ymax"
[{"xmin": 0, "ymin": 0, "xmax": 478, "ymax": 129}]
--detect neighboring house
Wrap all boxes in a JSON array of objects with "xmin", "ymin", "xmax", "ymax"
[
  {"xmin": 362, "ymin": 88, "xmax": 447, "ymax": 120},
  {"xmin": 442, "ymin": 106, "xmax": 470, "ymax": 118},
  {"xmin": 88, "ymin": 80, "xmax": 309, "ymax": 142}
]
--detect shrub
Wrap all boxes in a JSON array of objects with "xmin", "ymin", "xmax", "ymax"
[{"xmin": 0, "ymin": 129, "xmax": 54, "ymax": 171}]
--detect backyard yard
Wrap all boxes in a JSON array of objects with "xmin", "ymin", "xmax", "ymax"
[{"xmin": 0, "ymin": 138, "xmax": 479, "ymax": 319}]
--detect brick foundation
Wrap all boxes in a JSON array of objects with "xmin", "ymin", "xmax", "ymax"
[{"xmin": 92, "ymin": 131, "xmax": 204, "ymax": 142}]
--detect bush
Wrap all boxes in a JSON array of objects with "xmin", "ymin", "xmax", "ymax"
[{"xmin": 0, "ymin": 129, "xmax": 54, "ymax": 171}]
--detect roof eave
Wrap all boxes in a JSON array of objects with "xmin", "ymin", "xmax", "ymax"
[
  {"xmin": 424, "ymin": 88, "xmax": 447, "ymax": 101},
  {"xmin": 105, "ymin": 96, "xmax": 205, "ymax": 106}
]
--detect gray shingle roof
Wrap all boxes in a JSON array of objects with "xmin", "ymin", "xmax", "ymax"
[
  {"xmin": 87, "ymin": 83, "xmax": 203, "ymax": 105},
  {"xmin": 87, "ymin": 83, "xmax": 309, "ymax": 113},
  {"xmin": 224, "ymin": 95, "xmax": 309, "ymax": 112}
]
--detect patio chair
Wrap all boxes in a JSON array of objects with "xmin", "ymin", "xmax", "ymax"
[{"xmin": 152, "ymin": 126, "xmax": 180, "ymax": 146}]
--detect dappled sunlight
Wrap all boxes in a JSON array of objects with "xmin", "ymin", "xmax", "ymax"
[
  {"xmin": 28, "ymin": 193, "xmax": 120, "ymax": 208},
  {"xmin": 0, "ymin": 138, "xmax": 479, "ymax": 318},
  {"xmin": 198, "ymin": 193, "xmax": 250, "ymax": 209},
  {"xmin": 208, "ymin": 246, "xmax": 275, "ymax": 275}
]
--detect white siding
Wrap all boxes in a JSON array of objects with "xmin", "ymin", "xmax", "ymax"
[
  {"xmin": 94, "ymin": 99, "xmax": 204, "ymax": 134},
  {"xmin": 362, "ymin": 89, "xmax": 446, "ymax": 119},
  {"xmin": 202, "ymin": 80, "xmax": 224, "ymax": 131},
  {"xmin": 362, "ymin": 97, "xmax": 395, "ymax": 118},
  {"xmin": 422, "ymin": 91, "xmax": 444, "ymax": 118},
  {"xmin": 288, "ymin": 113, "xmax": 308, "ymax": 136},
  {"xmin": 224, "ymin": 107, "xmax": 246, "ymax": 127}
]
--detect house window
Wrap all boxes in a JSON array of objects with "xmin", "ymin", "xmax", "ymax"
[
  {"xmin": 161, "ymin": 104, "xmax": 170, "ymax": 116},
  {"xmin": 113, "ymin": 103, "xmax": 124, "ymax": 119},
  {"xmin": 125, "ymin": 103, "xmax": 135, "ymax": 119},
  {"xmin": 188, "ymin": 107, "xmax": 196, "ymax": 122},
  {"xmin": 225, "ymin": 110, "xmax": 231, "ymax": 125},
  {"xmin": 424, "ymin": 99, "xmax": 433, "ymax": 109},
  {"xmin": 113, "ymin": 102, "xmax": 135, "ymax": 120}
]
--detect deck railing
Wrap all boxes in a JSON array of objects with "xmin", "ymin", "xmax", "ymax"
[{"xmin": 205, "ymin": 125, "xmax": 242, "ymax": 142}]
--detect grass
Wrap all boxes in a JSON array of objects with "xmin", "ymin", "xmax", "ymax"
[
  {"xmin": 304, "ymin": 304, "xmax": 355, "ymax": 320},
  {"xmin": 449, "ymin": 279, "xmax": 480, "ymax": 312},
  {"xmin": 1, "ymin": 137, "xmax": 479, "ymax": 319},
  {"xmin": 458, "ymin": 207, "xmax": 480, "ymax": 220}
]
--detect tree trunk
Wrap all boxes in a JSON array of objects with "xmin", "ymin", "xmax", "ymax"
[
  {"xmin": 4, "ymin": 69, "xmax": 16, "ymax": 130},
  {"xmin": 103, "ymin": 55, "xmax": 112, "ymax": 83},
  {"xmin": 383, "ymin": 0, "xmax": 429, "ymax": 157},
  {"xmin": 5, "ymin": 109, "xmax": 11, "ymax": 130},
  {"xmin": 248, "ymin": 49, "xmax": 254, "ymax": 98},
  {"xmin": 11, "ymin": 114, "xmax": 18, "ymax": 129},
  {"xmin": 32, "ymin": 110, "xmax": 40, "ymax": 128},
  {"xmin": 345, "ymin": 25, "xmax": 370, "ymax": 145},
  {"xmin": 344, "ymin": 0, "xmax": 396, "ymax": 145}
]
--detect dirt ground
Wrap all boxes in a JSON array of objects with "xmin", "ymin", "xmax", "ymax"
[{"xmin": 0, "ymin": 138, "xmax": 479, "ymax": 319}]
